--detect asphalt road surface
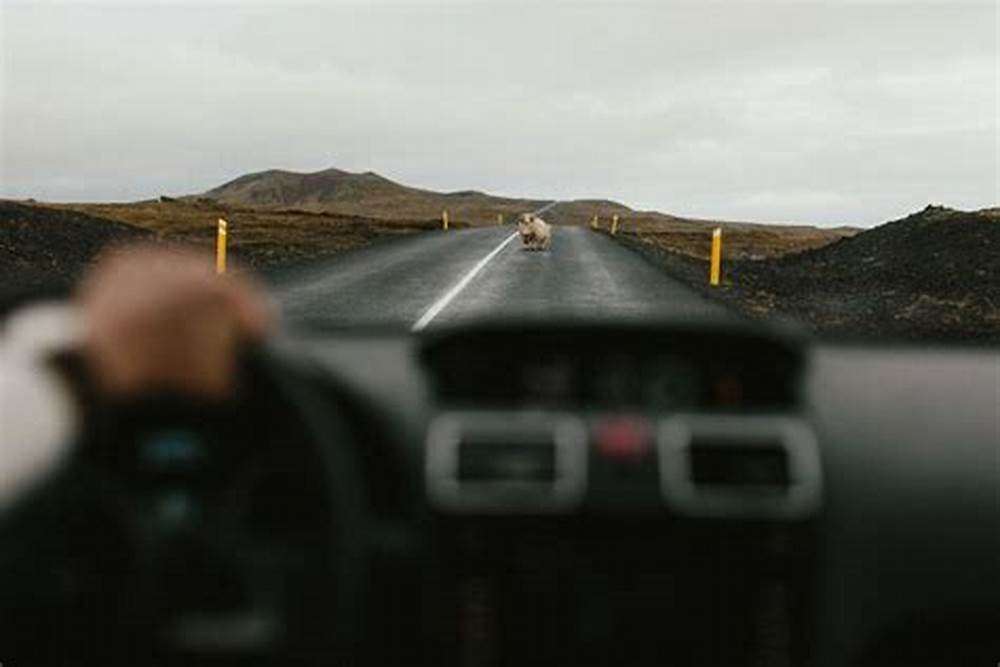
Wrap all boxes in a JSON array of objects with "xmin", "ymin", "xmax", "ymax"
[{"xmin": 277, "ymin": 225, "xmax": 726, "ymax": 330}]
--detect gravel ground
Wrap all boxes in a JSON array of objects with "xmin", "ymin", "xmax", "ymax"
[
  {"xmin": 614, "ymin": 205, "xmax": 1000, "ymax": 343},
  {"xmin": 0, "ymin": 200, "xmax": 436, "ymax": 314},
  {"xmin": 7, "ymin": 199, "xmax": 999, "ymax": 343},
  {"xmin": 0, "ymin": 200, "xmax": 151, "ymax": 310}
]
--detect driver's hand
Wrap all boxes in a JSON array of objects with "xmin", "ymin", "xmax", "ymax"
[{"xmin": 78, "ymin": 245, "xmax": 275, "ymax": 399}]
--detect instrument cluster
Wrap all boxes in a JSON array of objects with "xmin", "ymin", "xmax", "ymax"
[{"xmin": 422, "ymin": 325, "xmax": 802, "ymax": 412}]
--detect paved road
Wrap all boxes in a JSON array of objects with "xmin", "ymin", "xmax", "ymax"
[{"xmin": 277, "ymin": 225, "xmax": 726, "ymax": 330}]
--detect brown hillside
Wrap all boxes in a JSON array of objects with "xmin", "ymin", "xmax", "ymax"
[
  {"xmin": 200, "ymin": 167, "xmax": 547, "ymax": 225},
  {"xmin": 615, "ymin": 205, "xmax": 1000, "ymax": 342},
  {"xmin": 197, "ymin": 167, "xmax": 857, "ymax": 253},
  {"xmin": 604, "ymin": 211, "xmax": 857, "ymax": 260},
  {"xmin": 55, "ymin": 198, "xmax": 448, "ymax": 272}
]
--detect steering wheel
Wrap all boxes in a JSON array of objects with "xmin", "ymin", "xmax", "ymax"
[{"xmin": 0, "ymin": 345, "xmax": 368, "ymax": 665}]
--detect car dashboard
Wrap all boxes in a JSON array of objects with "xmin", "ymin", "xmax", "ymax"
[
  {"xmin": 279, "ymin": 318, "xmax": 999, "ymax": 667},
  {"xmin": 8, "ymin": 315, "xmax": 991, "ymax": 666},
  {"xmin": 420, "ymin": 324, "xmax": 817, "ymax": 520}
]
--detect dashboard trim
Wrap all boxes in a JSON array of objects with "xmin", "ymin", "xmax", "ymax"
[
  {"xmin": 657, "ymin": 414, "xmax": 823, "ymax": 520},
  {"xmin": 425, "ymin": 411, "xmax": 588, "ymax": 514}
]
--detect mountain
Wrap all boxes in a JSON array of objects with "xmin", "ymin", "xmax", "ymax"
[
  {"xmin": 196, "ymin": 166, "xmax": 859, "ymax": 233},
  {"xmin": 199, "ymin": 167, "xmax": 549, "ymax": 224}
]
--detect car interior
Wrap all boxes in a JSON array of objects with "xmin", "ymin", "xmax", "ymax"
[{"xmin": 1, "ymin": 313, "xmax": 997, "ymax": 666}]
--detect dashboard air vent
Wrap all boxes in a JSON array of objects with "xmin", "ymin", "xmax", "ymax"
[
  {"xmin": 426, "ymin": 412, "xmax": 587, "ymax": 514},
  {"xmin": 658, "ymin": 415, "xmax": 821, "ymax": 520}
]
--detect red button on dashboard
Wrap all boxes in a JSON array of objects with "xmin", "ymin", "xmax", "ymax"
[{"xmin": 594, "ymin": 417, "xmax": 653, "ymax": 462}]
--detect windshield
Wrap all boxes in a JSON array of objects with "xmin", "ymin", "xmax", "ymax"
[{"xmin": 1, "ymin": 1, "xmax": 996, "ymax": 342}]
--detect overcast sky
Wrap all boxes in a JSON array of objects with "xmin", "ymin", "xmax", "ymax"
[{"xmin": 1, "ymin": 1, "xmax": 996, "ymax": 226}]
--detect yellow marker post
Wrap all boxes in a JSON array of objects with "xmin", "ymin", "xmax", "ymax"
[
  {"xmin": 709, "ymin": 227, "xmax": 722, "ymax": 286},
  {"xmin": 216, "ymin": 218, "xmax": 228, "ymax": 275},
  {"xmin": 611, "ymin": 214, "xmax": 619, "ymax": 235},
  {"xmin": 590, "ymin": 215, "xmax": 598, "ymax": 230},
  {"xmin": 442, "ymin": 210, "xmax": 449, "ymax": 231},
  {"xmin": 497, "ymin": 213, "xmax": 504, "ymax": 226}
]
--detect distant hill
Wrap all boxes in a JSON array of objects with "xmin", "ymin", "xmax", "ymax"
[
  {"xmin": 197, "ymin": 167, "xmax": 867, "ymax": 241},
  {"xmin": 199, "ymin": 167, "xmax": 549, "ymax": 225}
]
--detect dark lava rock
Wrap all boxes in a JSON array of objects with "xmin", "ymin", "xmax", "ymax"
[
  {"xmin": 616, "ymin": 205, "xmax": 1000, "ymax": 342},
  {"xmin": 726, "ymin": 206, "xmax": 1000, "ymax": 341},
  {"xmin": 0, "ymin": 200, "xmax": 150, "ymax": 309}
]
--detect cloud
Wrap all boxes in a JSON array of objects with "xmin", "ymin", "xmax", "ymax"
[{"xmin": 1, "ymin": 0, "xmax": 996, "ymax": 226}]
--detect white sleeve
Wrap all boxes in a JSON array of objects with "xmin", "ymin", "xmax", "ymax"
[{"xmin": 0, "ymin": 304, "xmax": 82, "ymax": 510}]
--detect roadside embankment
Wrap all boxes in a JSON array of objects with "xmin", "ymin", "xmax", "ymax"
[{"xmin": 609, "ymin": 205, "xmax": 1000, "ymax": 343}]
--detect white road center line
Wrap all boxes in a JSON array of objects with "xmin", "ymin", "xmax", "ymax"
[
  {"xmin": 412, "ymin": 232, "xmax": 520, "ymax": 331},
  {"xmin": 532, "ymin": 200, "xmax": 558, "ymax": 215}
]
